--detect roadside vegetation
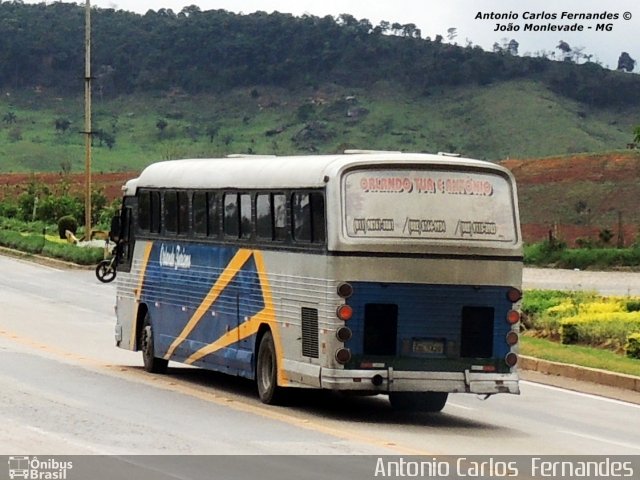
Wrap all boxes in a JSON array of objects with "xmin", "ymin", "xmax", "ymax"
[
  {"xmin": 524, "ymin": 240, "xmax": 640, "ymax": 270},
  {"xmin": 521, "ymin": 290, "xmax": 640, "ymax": 370},
  {"xmin": 0, "ymin": 176, "xmax": 118, "ymax": 265}
]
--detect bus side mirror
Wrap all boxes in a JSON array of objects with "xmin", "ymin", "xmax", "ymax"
[{"xmin": 109, "ymin": 216, "xmax": 121, "ymax": 242}]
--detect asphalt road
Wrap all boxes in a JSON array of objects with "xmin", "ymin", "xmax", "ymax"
[
  {"xmin": 523, "ymin": 267, "xmax": 640, "ymax": 295},
  {"xmin": 1, "ymin": 256, "xmax": 639, "ymax": 461}
]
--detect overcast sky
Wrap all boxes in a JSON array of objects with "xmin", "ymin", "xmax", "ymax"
[{"xmin": 24, "ymin": 1, "xmax": 639, "ymax": 69}]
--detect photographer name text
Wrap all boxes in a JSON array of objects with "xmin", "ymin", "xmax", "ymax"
[{"xmin": 475, "ymin": 11, "xmax": 633, "ymax": 32}]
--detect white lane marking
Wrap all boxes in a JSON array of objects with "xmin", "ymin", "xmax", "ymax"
[
  {"xmin": 0, "ymin": 256, "xmax": 65, "ymax": 273},
  {"xmin": 521, "ymin": 380, "xmax": 640, "ymax": 409},
  {"xmin": 25, "ymin": 425, "xmax": 115, "ymax": 454},
  {"xmin": 558, "ymin": 430, "xmax": 640, "ymax": 451},
  {"xmin": 446, "ymin": 402, "xmax": 475, "ymax": 411}
]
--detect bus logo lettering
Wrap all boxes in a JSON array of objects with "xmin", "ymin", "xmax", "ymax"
[{"xmin": 159, "ymin": 244, "xmax": 192, "ymax": 269}]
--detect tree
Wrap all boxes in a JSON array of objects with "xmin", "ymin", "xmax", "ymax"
[
  {"xmin": 54, "ymin": 118, "xmax": 71, "ymax": 133},
  {"xmin": 557, "ymin": 40, "xmax": 572, "ymax": 61},
  {"xmin": 156, "ymin": 119, "xmax": 168, "ymax": 135},
  {"xmin": 634, "ymin": 126, "xmax": 640, "ymax": 144},
  {"xmin": 446, "ymin": 27, "xmax": 457, "ymax": 42},
  {"xmin": 507, "ymin": 39, "xmax": 519, "ymax": 56},
  {"xmin": 617, "ymin": 52, "xmax": 636, "ymax": 72},
  {"xmin": 3, "ymin": 112, "xmax": 16, "ymax": 124}
]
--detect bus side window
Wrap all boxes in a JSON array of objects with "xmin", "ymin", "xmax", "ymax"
[
  {"xmin": 207, "ymin": 193, "xmax": 218, "ymax": 237},
  {"xmin": 177, "ymin": 191, "xmax": 189, "ymax": 235},
  {"xmin": 256, "ymin": 194, "xmax": 272, "ymax": 240},
  {"xmin": 138, "ymin": 191, "xmax": 150, "ymax": 231},
  {"xmin": 193, "ymin": 192, "xmax": 207, "ymax": 236},
  {"xmin": 257, "ymin": 193, "xmax": 287, "ymax": 241},
  {"xmin": 164, "ymin": 191, "xmax": 178, "ymax": 234},
  {"xmin": 150, "ymin": 191, "xmax": 161, "ymax": 234},
  {"xmin": 273, "ymin": 194, "xmax": 287, "ymax": 241},
  {"xmin": 224, "ymin": 193, "xmax": 239, "ymax": 238},
  {"xmin": 310, "ymin": 193, "xmax": 325, "ymax": 243},
  {"xmin": 293, "ymin": 192, "xmax": 325, "ymax": 244},
  {"xmin": 240, "ymin": 193, "xmax": 252, "ymax": 239},
  {"xmin": 292, "ymin": 193, "xmax": 311, "ymax": 242}
]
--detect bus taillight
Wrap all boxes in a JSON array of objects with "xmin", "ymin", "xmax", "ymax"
[
  {"xmin": 506, "ymin": 331, "xmax": 519, "ymax": 346},
  {"xmin": 505, "ymin": 352, "xmax": 518, "ymax": 367},
  {"xmin": 336, "ymin": 304, "xmax": 353, "ymax": 321},
  {"xmin": 336, "ymin": 326, "xmax": 352, "ymax": 342},
  {"xmin": 337, "ymin": 282, "xmax": 353, "ymax": 298},
  {"xmin": 335, "ymin": 348, "xmax": 352, "ymax": 364},
  {"xmin": 507, "ymin": 287, "xmax": 522, "ymax": 303},
  {"xmin": 506, "ymin": 310, "xmax": 520, "ymax": 325}
]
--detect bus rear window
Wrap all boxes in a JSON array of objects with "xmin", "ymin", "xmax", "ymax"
[{"xmin": 343, "ymin": 169, "xmax": 517, "ymax": 243}]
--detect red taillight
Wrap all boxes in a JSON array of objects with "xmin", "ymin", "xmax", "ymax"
[
  {"xmin": 507, "ymin": 287, "xmax": 522, "ymax": 303},
  {"xmin": 507, "ymin": 310, "xmax": 520, "ymax": 325},
  {"xmin": 506, "ymin": 331, "xmax": 519, "ymax": 346},
  {"xmin": 336, "ymin": 304, "xmax": 353, "ymax": 321},
  {"xmin": 335, "ymin": 348, "xmax": 351, "ymax": 364},
  {"xmin": 505, "ymin": 352, "xmax": 518, "ymax": 367}
]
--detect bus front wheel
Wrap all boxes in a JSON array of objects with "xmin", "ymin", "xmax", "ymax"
[
  {"xmin": 389, "ymin": 392, "xmax": 448, "ymax": 412},
  {"xmin": 141, "ymin": 314, "xmax": 168, "ymax": 374},
  {"xmin": 256, "ymin": 331, "xmax": 284, "ymax": 405}
]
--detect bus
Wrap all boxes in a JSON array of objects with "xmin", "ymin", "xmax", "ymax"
[{"xmin": 111, "ymin": 151, "xmax": 523, "ymax": 412}]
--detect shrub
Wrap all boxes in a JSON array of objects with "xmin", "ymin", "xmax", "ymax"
[
  {"xmin": 42, "ymin": 242, "xmax": 103, "ymax": 265},
  {"xmin": 625, "ymin": 300, "xmax": 640, "ymax": 312},
  {"xmin": 0, "ymin": 201, "xmax": 18, "ymax": 218},
  {"xmin": 0, "ymin": 229, "xmax": 45, "ymax": 253},
  {"xmin": 57, "ymin": 215, "xmax": 78, "ymax": 239},
  {"xmin": 626, "ymin": 333, "xmax": 640, "ymax": 359},
  {"xmin": 560, "ymin": 312, "xmax": 640, "ymax": 350}
]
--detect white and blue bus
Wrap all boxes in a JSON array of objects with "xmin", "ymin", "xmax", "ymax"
[{"xmin": 111, "ymin": 151, "xmax": 523, "ymax": 411}]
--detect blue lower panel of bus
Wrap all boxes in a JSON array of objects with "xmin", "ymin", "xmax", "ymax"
[
  {"xmin": 344, "ymin": 282, "xmax": 514, "ymax": 372},
  {"xmin": 140, "ymin": 242, "xmax": 264, "ymax": 379}
]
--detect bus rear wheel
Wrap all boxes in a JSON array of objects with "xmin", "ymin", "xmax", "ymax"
[
  {"xmin": 389, "ymin": 392, "xmax": 448, "ymax": 412},
  {"xmin": 256, "ymin": 331, "xmax": 284, "ymax": 405},
  {"xmin": 141, "ymin": 314, "xmax": 168, "ymax": 374}
]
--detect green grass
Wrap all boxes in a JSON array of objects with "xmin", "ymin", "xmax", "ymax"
[
  {"xmin": 0, "ymin": 79, "xmax": 638, "ymax": 173},
  {"xmin": 524, "ymin": 242, "xmax": 640, "ymax": 269},
  {"xmin": 521, "ymin": 336, "xmax": 640, "ymax": 377}
]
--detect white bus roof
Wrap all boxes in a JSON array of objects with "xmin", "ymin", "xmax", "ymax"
[{"xmin": 124, "ymin": 152, "xmax": 511, "ymax": 194}]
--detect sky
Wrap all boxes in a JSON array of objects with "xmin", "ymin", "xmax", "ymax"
[{"xmin": 23, "ymin": 0, "xmax": 640, "ymax": 69}]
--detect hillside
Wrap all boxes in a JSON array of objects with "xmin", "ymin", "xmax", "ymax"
[
  {"xmin": 0, "ymin": 3, "xmax": 638, "ymax": 172},
  {"xmin": 0, "ymin": 79, "xmax": 638, "ymax": 173},
  {"xmin": 501, "ymin": 150, "xmax": 640, "ymax": 246}
]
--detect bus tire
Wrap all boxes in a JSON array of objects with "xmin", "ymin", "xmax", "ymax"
[
  {"xmin": 256, "ymin": 331, "xmax": 284, "ymax": 405},
  {"xmin": 141, "ymin": 313, "xmax": 168, "ymax": 374},
  {"xmin": 389, "ymin": 392, "xmax": 448, "ymax": 412}
]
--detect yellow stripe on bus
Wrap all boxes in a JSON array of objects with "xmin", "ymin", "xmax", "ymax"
[
  {"xmin": 129, "ymin": 241, "xmax": 154, "ymax": 350},
  {"xmin": 163, "ymin": 248, "xmax": 253, "ymax": 360},
  {"xmin": 184, "ymin": 250, "xmax": 288, "ymax": 386}
]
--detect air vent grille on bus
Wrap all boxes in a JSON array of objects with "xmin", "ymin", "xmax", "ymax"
[{"xmin": 301, "ymin": 307, "xmax": 319, "ymax": 358}]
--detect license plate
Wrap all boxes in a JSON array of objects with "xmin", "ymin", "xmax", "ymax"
[{"xmin": 412, "ymin": 339, "xmax": 445, "ymax": 355}]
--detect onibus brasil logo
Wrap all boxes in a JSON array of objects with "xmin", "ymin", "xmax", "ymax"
[{"xmin": 7, "ymin": 457, "xmax": 73, "ymax": 480}]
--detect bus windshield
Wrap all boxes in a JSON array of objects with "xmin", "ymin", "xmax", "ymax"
[{"xmin": 343, "ymin": 168, "xmax": 518, "ymax": 243}]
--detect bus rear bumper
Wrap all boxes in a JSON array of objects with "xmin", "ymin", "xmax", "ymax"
[{"xmin": 320, "ymin": 368, "xmax": 520, "ymax": 395}]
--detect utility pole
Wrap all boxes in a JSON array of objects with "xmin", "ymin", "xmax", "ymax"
[{"xmin": 84, "ymin": 0, "xmax": 93, "ymax": 240}]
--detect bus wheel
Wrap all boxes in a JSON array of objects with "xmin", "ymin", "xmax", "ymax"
[
  {"xmin": 256, "ymin": 331, "xmax": 284, "ymax": 404},
  {"xmin": 141, "ymin": 314, "xmax": 168, "ymax": 374},
  {"xmin": 389, "ymin": 392, "xmax": 448, "ymax": 412}
]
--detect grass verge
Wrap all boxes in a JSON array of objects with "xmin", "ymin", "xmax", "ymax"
[{"xmin": 520, "ymin": 335, "xmax": 640, "ymax": 377}]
